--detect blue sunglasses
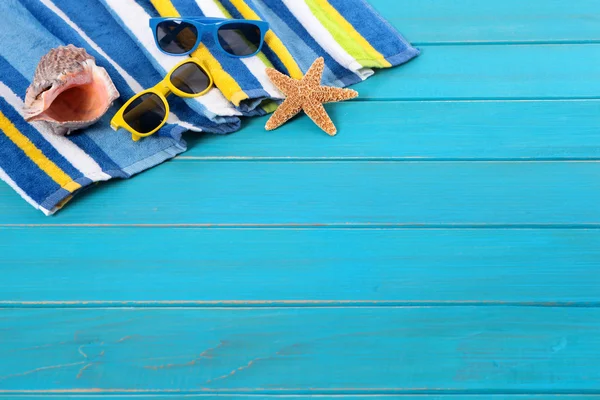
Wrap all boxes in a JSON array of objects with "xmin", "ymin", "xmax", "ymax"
[{"xmin": 150, "ymin": 17, "xmax": 269, "ymax": 58}]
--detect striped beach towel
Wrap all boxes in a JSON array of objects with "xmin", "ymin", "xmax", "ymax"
[{"xmin": 0, "ymin": 0, "xmax": 418, "ymax": 215}]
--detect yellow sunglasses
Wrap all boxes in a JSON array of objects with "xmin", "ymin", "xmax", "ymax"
[{"xmin": 110, "ymin": 58, "xmax": 213, "ymax": 141}]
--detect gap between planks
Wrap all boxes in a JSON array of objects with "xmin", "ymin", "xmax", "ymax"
[
  {"xmin": 2, "ymin": 300, "xmax": 600, "ymax": 309},
  {"xmin": 173, "ymin": 157, "xmax": 600, "ymax": 162},
  {"xmin": 3, "ymin": 223, "xmax": 600, "ymax": 229},
  {"xmin": 3, "ymin": 389, "xmax": 600, "ymax": 395},
  {"xmin": 414, "ymin": 40, "xmax": 600, "ymax": 46},
  {"xmin": 170, "ymin": 160, "xmax": 600, "ymax": 163},
  {"xmin": 0, "ymin": 392, "xmax": 600, "ymax": 400}
]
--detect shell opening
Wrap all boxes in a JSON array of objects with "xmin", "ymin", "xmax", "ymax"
[{"xmin": 39, "ymin": 77, "xmax": 112, "ymax": 123}]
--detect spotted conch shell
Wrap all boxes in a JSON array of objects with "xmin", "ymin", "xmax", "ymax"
[{"xmin": 23, "ymin": 45, "xmax": 119, "ymax": 135}]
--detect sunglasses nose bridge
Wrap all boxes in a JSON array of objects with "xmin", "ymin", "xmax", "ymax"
[
  {"xmin": 193, "ymin": 23, "xmax": 213, "ymax": 48},
  {"xmin": 195, "ymin": 22, "xmax": 207, "ymax": 36},
  {"xmin": 156, "ymin": 82, "xmax": 172, "ymax": 98}
]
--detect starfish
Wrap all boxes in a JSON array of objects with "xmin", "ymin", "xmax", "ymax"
[{"xmin": 265, "ymin": 57, "xmax": 358, "ymax": 136}]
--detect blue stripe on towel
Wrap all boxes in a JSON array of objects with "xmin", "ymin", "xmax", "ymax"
[
  {"xmin": 0, "ymin": 58, "xmax": 29, "ymax": 98},
  {"xmin": 0, "ymin": 134, "xmax": 60, "ymax": 205},
  {"xmin": 0, "ymin": 101, "xmax": 84, "ymax": 182},
  {"xmin": 0, "ymin": 1, "xmax": 62, "ymax": 80},
  {"xmin": 68, "ymin": 138, "xmax": 124, "ymax": 178},
  {"xmin": 79, "ymin": 112, "xmax": 185, "ymax": 172},
  {"xmin": 39, "ymin": 187, "xmax": 71, "ymax": 211}
]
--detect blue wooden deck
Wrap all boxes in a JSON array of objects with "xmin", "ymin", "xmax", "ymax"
[{"xmin": 1, "ymin": 0, "xmax": 600, "ymax": 398}]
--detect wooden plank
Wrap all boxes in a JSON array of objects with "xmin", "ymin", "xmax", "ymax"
[
  {"xmin": 1, "ymin": 228, "xmax": 599, "ymax": 304},
  {"xmin": 354, "ymin": 44, "xmax": 600, "ymax": 101},
  {"xmin": 1, "ymin": 397, "xmax": 597, "ymax": 400},
  {"xmin": 0, "ymin": 397, "xmax": 596, "ymax": 400},
  {"xmin": 182, "ymin": 100, "xmax": 600, "ymax": 159},
  {"xmin": 1, "ymin": 307, "xmax": 600, "ymax": 392},
  {"xmin": 1, "ymin": 161, "xmax": 600, "ymax": 225},
  {"xmin": 370, "ymin": 0, "xmax": 600, "ymax": 44}
]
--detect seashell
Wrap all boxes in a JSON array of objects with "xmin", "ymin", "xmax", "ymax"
[{"xmin": 23, "ymin": 45, "xmax": 119, "ymax": 136}]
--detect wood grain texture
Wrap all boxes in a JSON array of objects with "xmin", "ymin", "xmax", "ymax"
[
  {"xmin": 355, "ymin": 44, "xmax": 600, "ymax": 101},
  {"xmin": 2, "ymin": 161, "xmax": 600, "ymax": 224},
  {"xmin": 1, "ymin": 307, "xmax": 600, "ymax": 392},
  {"xmin": 1, "ymin": 228, "xmax": 599, "ymax": 304},
  {"xmin": 182, "ymin": 100, "xmax": 600, "ymax": 159},
  {"xmin": 369, "ymin": 0, "xmax": 600, "ymax": 44}
]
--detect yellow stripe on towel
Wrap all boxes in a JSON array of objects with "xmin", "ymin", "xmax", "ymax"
[
  {"xmin": 0, "ymin": 111, "xmax": 80, "ymax": 192},
  {"xmin": 151, "ymin": 0, "xmax": 250, "ymax": 105},
  {"xmin": 229, "ymin": 0, "xmax": 303, "ymax": 79},
  {"xmin": 307, "ymin": 0, "xmax": 391, "ymax": 68}
]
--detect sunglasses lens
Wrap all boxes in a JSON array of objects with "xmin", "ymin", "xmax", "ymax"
[
  {"xmin": 217, "ymin": 22, "xmax": 262, "ymax": 57},
  {"xmin": 170, "ymin": 62, "xmax": 211, "ymax": 95},
  {"xmin": 156, "ymin": 20, "xmax": 198, "ymax": 54},
  {"xmin": 123, "ymin": 93, "xmax": 166, "ymax": 134}
]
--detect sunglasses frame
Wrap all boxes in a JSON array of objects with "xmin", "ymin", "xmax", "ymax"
[
  {"xmin": 150, "ymin": 17, "xmax": 269, "ymax": 58},
  {"xmin": 110, "ymin": 58, "xmax": 213, "ymax": 141}
]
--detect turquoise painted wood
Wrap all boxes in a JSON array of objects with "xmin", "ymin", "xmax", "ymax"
[
  {"xmin": 183, "ymin": 100, "xmax": 600, "ymax": 159},
  {"xmin": 3, "ymin": 161, "xmax": 600, "ymax": 224},
  {"xmin": 2, "ymin": 308, "xmax": 600, "ymax": 392},
  {"xmin": 1, "ymin": 398, "xmax": 598, "ymax": 400},
  {"xmin": 1, "ymin": 228, "xmax": 599, "ymax": 304},
  {"xmin": 370, "ymin": 0, "xmax": 600, "ymax": 44},
  {"xmin": 0, "ymin": 394, "xmax": 600, "ymax": 400},
  {"xmin": 2, "ymin": 398, "xmax": 597, "ymax": 400},
  {"xmin": 2, "ymin": 0, "xmax": 600, "ymax": 397},
  {"xmin": 355, "ymin": 44, "xmax": 600, "ymax": 100}
]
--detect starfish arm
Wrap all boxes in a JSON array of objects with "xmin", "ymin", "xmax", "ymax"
[
  {"xmin": 302, "ymin": 57, "xmax": 325, "ymax": 87},
  {"xmin": 266, "ymin": 68, "xmax": 298, "ymax": 96},
  {"xmin": 265, "ymin": 98, "xmax": 303, "ymax": 131},
  {"xmin": 303, "ymin": 101, "xmax": 337, "ymax": 136},
  {"xmin": 313, "ymin": 86, "xmax": 359, "ymax": 104}
]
